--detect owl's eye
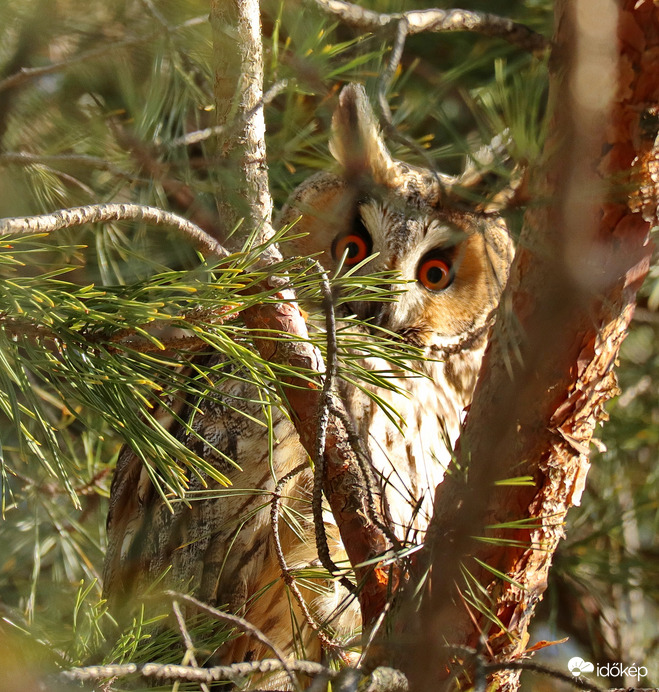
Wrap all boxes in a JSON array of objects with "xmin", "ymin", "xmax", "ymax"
[
  {"xmin": 331, "ymin": 218, "xmax": 372, "ymax": 266},
  {"xmin": 417, "ymin": 253, "xmax": 453, "ymax": 292}
]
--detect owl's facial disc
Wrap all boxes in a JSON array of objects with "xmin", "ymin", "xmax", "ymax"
[{"xmin": 329, "ymin": 200, "xmax": 463, "ymax": 339}]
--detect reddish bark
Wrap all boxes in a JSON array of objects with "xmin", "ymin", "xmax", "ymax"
[
  {"xmin": 397, "ymin": 2, "xmax": 657, "ymax": 690},
  {"xmin": 241, "ymin": 283, "xmax": 394, "ymax": 625}
]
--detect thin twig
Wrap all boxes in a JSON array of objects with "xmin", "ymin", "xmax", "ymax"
[
  {"xmin": 372, "ymin": 17, "xmax": 455, "ymax": 197},
  {"xmin": 108, "ymin": 118, "xmax": 227, "ymax": 241},
  {"xmin": 312, "ymin": 260, "xmax": 404, "ymax": 621},
  {"xmin": 312, "ymin": 263, "xmax": 358, "ymax": 595},
  {"xmin": 357, "ymin": 597, "xmax": 392, "ymax": 667},
  {"xmin": 0, "ymin": 203, "xmax": 229, "ymax": 259},
  {"xmin": 310, "ymin": 0, "xmax": 549, "ymax": 54},
  {"xmin": 269, "ymin": 462, "xmax": 349, "ymax": 659},
  {"xmin": 0, "ymin": 152, "xmax": 139, "ymax": 182},
  {"xmin": 0, "ymin": 16, "xmax": 207, "ymax": 95},
  {"xmin": 139, "ymin": 0, "xmax": 173, "ymax": 30},
  {"xmin": 162, "ymin": 591, "xmax": 300, "ymax": 691},
  {"xmin": 483, "ymin": 660, "xmax": 605, "ymax": 692},
  {"xmin": 377, "ymin": 18, "xmax": 408, "ymax": 125},
  {"xmin": 171, "ymin": 599, "xmax": 211, "ymax": 692},
  {"xmin": 171, "ymin": 80, "xmax": 290, "ymax": 148},
  {"xmin": 443, "ymin": 645, "xmax": 608, "ymax": 692}
]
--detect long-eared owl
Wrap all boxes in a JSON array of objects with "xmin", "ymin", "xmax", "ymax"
[{"xmin": 102, "ymin": 84, "xmax": 513, "ymax": 673}]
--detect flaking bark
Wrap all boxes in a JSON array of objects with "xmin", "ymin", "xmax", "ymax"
[{"xmin": 396, "ymin": 2, "xmax": 657, "ymax": 690}]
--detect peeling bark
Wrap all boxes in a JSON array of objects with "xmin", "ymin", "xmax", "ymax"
[{"xmin": 395, "ymin": 2, "xmax": 657, "ymax": 690}]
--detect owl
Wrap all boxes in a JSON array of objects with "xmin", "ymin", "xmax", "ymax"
[{"xmin": 102, "ymin": 84, "xmax": 513, "ymax": 680}]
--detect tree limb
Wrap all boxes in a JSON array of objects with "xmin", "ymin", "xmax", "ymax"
[
  {"xmin": 310, "ymin": 0, "xmax": 549, "ymax": 54},
  {"xmin": 208, "ymin": 0, "xmax": 397, "ymax": 627},
  {"xmin": 0, "ymin": 203, "xmax": 228, "ymax": 259}
]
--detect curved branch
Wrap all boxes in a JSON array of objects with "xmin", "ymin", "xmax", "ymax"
[
  {"xmin": 0, "ymin": 203, "xmax": 228, "ymax": 259},
  {"xmin": 311, "ymin": 0, "xmax": 549, "ymax": 54}
]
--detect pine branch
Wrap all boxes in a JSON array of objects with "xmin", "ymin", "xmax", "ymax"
[
  {"xmin": 207, "ymin": 0, "xmax": 398, "ymax": 629},
  {"xmin": 310, "ymin": 0, "xmax": 549, "ymax": 54}
]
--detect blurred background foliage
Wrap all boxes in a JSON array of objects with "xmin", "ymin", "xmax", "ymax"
[{"xmin": 0, "ymin": 0, "xmax": 656, "ymax": 690}]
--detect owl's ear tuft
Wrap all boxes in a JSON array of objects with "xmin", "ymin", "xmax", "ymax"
[{"xmin": 329, "ymin": 83, "xmax": 395, "ymax": 185}]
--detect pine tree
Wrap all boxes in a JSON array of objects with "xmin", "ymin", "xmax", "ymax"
[{"xmin": 0, "ymin": 1, "xmax": 657, "ymax": 691}]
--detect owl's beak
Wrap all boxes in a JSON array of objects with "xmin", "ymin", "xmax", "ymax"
[{"xmin": 348, "ymin": 287, "xmax": 394, "ymax": 330}]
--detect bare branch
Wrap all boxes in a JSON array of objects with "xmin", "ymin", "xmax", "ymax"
[
  {"xmin": 0, "ymin": 16, "xmax": 207, "ymax": 95},
  {"xmin": 60, "ymin": 658, "xmax": 332, "ymax": 684},
  {"xmin": 270, "ymin": 462, "xmax": 349, "ymax": 659},
  {"xmin": 373, "ymin": 17, "xmax": 451, "ymax": 184},
  {"xmin": 310, "ymin": 0, "xmax": 549, "ymax": 54},
  {"xmin": 138, "ymin": 0, "xmax": 174, "ymax": 31},
  {"xmin": 110, "ymin": 122, "xmax": 228, "ymax": 241},
  {"xmin": 240, "ymin": 279, "xmax": 397, "ymax": 626},
  {"xmin": 162, "ymin": 591, "xmax": 300, "ymax": 691},
  {"xmin": 312, "ymin": 265, "xmax": 357, "ymax": 592},
  {"xmin": 484, "ymin": 661, "xmax": 605, "ymax": 692},
  {"xmin": 171, "ymin": 80, "xmax": 290, "ymax": 148},
  {"xmin": 444, "ymin": 645, "xmax": 607, "ymax": 692},
  {"xmin": 0, "ymin": 203, "xmax": 229, "ymax": 259},
  {"xmin": 0, "ymin": 152, "xmax": 139, "ymax": 182},
  {"xmin": 171, "ymin": 599, "xmax": 211, "ymax": 692}
]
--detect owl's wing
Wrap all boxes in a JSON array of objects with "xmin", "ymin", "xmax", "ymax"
[{"xmin": 102, "ymin": 355, "xmax": 321, "ymax": 660}]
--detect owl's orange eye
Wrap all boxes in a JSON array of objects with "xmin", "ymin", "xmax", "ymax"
[
  {"xmin": 417, "ymin": 255, "xmax": 453, "ymax": 292},
  {"xmin": 331, "ymin": 222, "xmax": 372, "ymax": 266}
]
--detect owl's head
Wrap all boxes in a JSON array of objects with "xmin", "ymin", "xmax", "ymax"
[{"xmin": 278, "ymin": 84, "xmax": 513, "ymax": 347}]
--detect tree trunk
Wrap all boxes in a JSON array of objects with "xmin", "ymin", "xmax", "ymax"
[{"xmin": 395, "ymin": 1, "xmax": 657, "ymax": 690}]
